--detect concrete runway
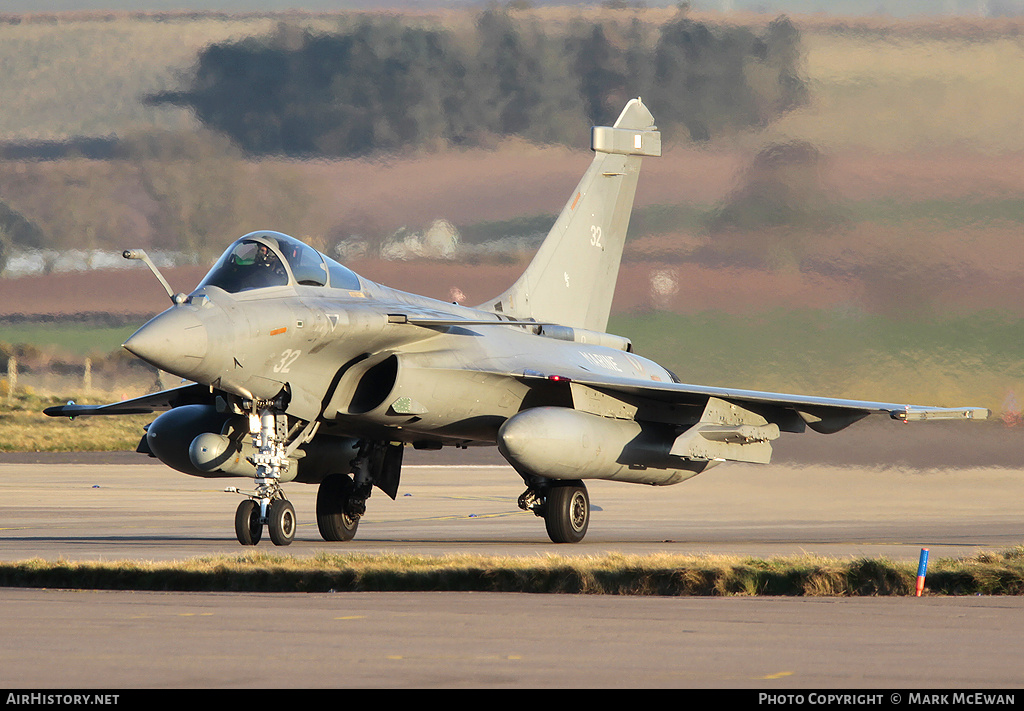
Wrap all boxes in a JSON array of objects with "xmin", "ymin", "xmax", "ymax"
[
  {"xmin": 2, "ymin": 454, "xmax": 1023, "ymax": 562},
  {"xmin": 2, "ymin": 448, "xmax": 1024, "ymax": 688}
]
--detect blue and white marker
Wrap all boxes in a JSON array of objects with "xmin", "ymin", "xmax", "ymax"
[{"xmin": 916, "ymin": 548, "xmax": 930, "ymax": 597}]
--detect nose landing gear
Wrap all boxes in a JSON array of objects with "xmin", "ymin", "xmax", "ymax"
[
  {"xmin": 232, "ymin": 484, "xmax": 296, "ymax": 546},
  {"xmin": 231, "ymin": 405, "xmax": 300, "ymax": 546}
]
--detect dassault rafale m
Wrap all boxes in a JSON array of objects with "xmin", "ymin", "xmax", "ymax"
[{"xmin": 45, "ymin": 99, "xmax": 988, "ymax": 546}]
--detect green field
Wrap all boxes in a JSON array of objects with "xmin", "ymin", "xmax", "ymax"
[
  {"xmin": 610, "ymin": 309, "xmax": 1024, "ymax": 413},
  {"xmin": 0, "ymin": 320, "xmax": 142, "ymax": 357}
]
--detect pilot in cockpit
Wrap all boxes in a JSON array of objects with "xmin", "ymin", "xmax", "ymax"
[{"xmin": 254, "ymin": 243, "xmax": 285, "ymax": 276}]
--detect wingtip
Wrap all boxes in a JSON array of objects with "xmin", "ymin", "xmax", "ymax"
[{"xmin": 891, "ymin": 406, "xmax": 991, "ymax": 422}]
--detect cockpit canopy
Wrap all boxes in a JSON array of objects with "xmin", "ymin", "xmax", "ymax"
[{"xmin": 197, "ymin": 231, "xmax": 361, "ymax": 294}]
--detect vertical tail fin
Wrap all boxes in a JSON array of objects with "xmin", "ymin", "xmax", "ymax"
[{"xmin": 484, "ymin": 98, "xmax": 661, "ymax": 332}]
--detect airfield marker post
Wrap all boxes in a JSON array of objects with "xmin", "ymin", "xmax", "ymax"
[
  {"xmin": 915, "ymin": 548, "xmax": 930, "ymax": 597},
  {"xmin": 6, "ymin": 356, "xmax": 15, "ymax": 403}
]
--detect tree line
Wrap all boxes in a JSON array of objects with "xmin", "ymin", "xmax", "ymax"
[{"xmin": 153, "ymin": 9, "xmax": 807, "ymax": 157}]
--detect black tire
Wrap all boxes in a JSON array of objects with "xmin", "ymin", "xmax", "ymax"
[
  {"xmin": 267, "ymin": 499, "xmax": 297, "ymax": 546},
  {"xmin": 316, "ymin": 474, "xmax": 359, "ymax": 542},
  {"xmin": 234, "ymin": 499, "xmax": 262, "ymax": 546},
  {"xmin": 543, "ymin": 481, "xmax": 590, "ymax": 544}
]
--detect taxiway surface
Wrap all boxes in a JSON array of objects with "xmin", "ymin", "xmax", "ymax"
[
  {"xmin": 4, "ymin": 588, "xmax": 1024, "ymax": 688},
  {"xmin": 2, "ymin": 450, "xmax": 1023, "ymax": 562}
]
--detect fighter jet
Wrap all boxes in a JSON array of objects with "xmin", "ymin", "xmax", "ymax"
[{"xmin": 45, "ymin": 99, "xmax": 988, "ymax": 546}]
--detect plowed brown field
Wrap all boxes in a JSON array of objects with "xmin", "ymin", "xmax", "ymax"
[{"xmin": 3, "ymin": 145, "xmax": 1023, "ymax": 318}]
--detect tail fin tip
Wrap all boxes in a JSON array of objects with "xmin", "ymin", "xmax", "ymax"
[
  {"xmin": 615, "ymin": 97, "xmax": 655, "ymax": 130},
  {"xmin": 592, "ymin": 98, "xmax": 661, "ymax": 158},
  {"xmin": 483, "ymin": 98, "xmax": 661, "ymax": 331}
]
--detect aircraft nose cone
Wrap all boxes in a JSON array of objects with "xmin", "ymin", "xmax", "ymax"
[{"xmin": 123, "ymin": 306, "xmax": 209, "ymax": 377}]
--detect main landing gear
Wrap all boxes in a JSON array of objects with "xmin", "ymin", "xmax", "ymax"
[
  {"xmin": 519, "ymin": 479, "xmax": 590, "ymax": 543},
  {"xmin": 316, "ymin": 473, "xmax": 361, "ymax": 542},
  {"xmin": 315, "ymin": 440, "xmax": 395, "ymax": 542}
]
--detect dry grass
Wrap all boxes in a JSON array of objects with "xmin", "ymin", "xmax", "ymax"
[
  {"xmin": 0, "ymin": 15, "xmax": 311, "ymax": 141},
  {"xmin": 766, "ymin": 26, "xmax": 1024, "ymax": 152},
  {"xmin": 0, "ymin": 393, "xmax": 151, "ymax": 452},
  {"xmin": 4, "ymin": 548, "xmax": 1023, "ymax": 595}
]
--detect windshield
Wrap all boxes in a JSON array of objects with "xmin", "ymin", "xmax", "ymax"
[
  {"xmin": 277, "ymin": 236, "xmax": 328, "ymax": 287},
  {"xmin": 196, "ymin": 232, "xmax": 361, "ymax": 293},
  {"xmin": 198, "ymin": 239, "xmax": 290, "ymax": 293}
]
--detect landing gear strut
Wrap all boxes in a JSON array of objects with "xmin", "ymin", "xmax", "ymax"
[
  {"xmin": 232, "ymin": 405, "xmax": 298, "ymax": 546},
  {"xmin": 315, "ymin": 440, "xmax": 399, "ymax": 542},
  {"xmin": 519, "ymin": 479, "xmax": 590, "ymax": 543}
]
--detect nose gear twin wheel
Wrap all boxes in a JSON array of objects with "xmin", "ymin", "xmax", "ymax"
[
  {"xmin": 234, "ymin": 499, "xmax": 262, "ymax": 546},
  {"xmin": 267, "ymin": 499, "xmax": 296, "ymax": 546},
  {"xmin": 233, "ymin": 498, "xmax": 296, "ymax": 546}
]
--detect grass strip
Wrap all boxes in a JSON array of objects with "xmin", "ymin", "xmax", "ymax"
[
  {"xmin": 3, "ymin": 549, "xmax": 1024, "ymax": 596},
  {"xmin": 0, "ymin": 408, "xmax": 151, "ymax": 452}
]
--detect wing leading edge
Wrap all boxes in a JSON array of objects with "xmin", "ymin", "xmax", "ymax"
[
  {"xmin": 43, "ymin": 383, "xmax": 211, "ymax": 418},
  {"xmin": 515, "ymin": 369, "xmax": 988, "ymax": 433}
]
